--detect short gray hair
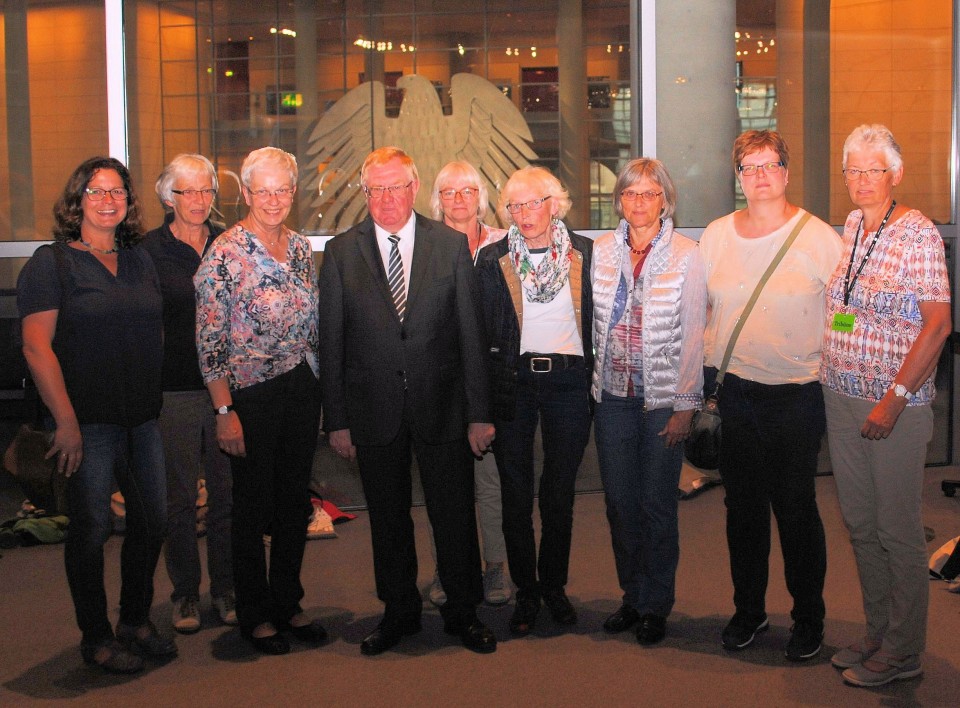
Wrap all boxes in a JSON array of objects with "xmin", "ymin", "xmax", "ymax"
[
  {"xmin": 430, "ymin": 161, "xmax": 489, "ymax": 221},
  {"xmin": 155, "ymin": 154, "xmax": 218, "ymax": 205},
  {"xmin": 842, "ymin": 124, "xmax": 903, "ymax": 172},
  {"xmin": 612, "ymin": 158, "xmax": 677, "ymax": 220},
  {"xmin": 240, "ymin": 147, "xmax": 298, "ymax": 189},
  {"xmin": 497, "ymin": 166, "xmax": 571, "ymax": 224}
]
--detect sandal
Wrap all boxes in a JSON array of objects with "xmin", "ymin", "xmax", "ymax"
[{"xmin": 80, "ymin": 638, "xmax": 144, "ymax": 674}]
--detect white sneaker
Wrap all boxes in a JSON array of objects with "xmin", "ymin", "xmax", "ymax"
[
  {"xmin": 483, "ymin": 562, "xmax": 511, "ymax": 605},
  {"xmin": 307, "ymin": 504, "xmax": 337, "ymax": 539},
  {"xmin": 428, "ymin": 571, "xmax": 447, "ymax": 607},
  {"xmin": 212, "ymin": 592, "xmax": 238, "ymax": 626},
  {"xmin": 172, "ymin": 596, "xmax": 201, "ymax": 634}
]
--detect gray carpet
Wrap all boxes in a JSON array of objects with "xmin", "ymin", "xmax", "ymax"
[{"xmin": 1, "ymin": 468, "xmax": 959, "ymax": 707}]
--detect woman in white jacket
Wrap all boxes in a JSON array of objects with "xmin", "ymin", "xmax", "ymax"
[{"xmin": 591, "ymin": 158, "xmax": 706, "ymax": 645}]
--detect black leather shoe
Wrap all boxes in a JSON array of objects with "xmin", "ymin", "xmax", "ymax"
[
  {"xmin": 281, "ymin": 619, "xmax": 328, "ymax": 645},
  {"xmin": 115, "ymin": 621, "xmax": 178, "ymax": 658},
  {"xmin": 360, "ymin": 616, "xmax": 422, "ymax": 656},
  {"xmin": 636, "ymin": 614, "xmax": 667, "ymax": 645},
  {"xmin": 603, "ymin": 604, "xmax": 640, "ymax": 634},
  {"xmin": 444, "ymin": 617, "xmax": 497, "ymax": 654},
  {"xmin": 242, "ymin": 630, "xmax": 290, "ymax": 655},
  {"xmin": 543, "ymin": 588, "xmax": 577, "ymax": 626},
  {"xmin": 509, "ymin": 592, "xmax": 541, "ymax": 636}
]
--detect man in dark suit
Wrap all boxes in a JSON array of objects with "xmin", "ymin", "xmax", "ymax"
[{"xmin": 318, "ymin": 146, "xmax": 497, "ymax": 655}]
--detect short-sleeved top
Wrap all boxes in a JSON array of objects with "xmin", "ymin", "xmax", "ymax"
[
  {"xmin": 820, "ymin": 208, "xmax": 951, "ymax": 404},
  {"xmin": 16, "ymin": 242, "xmax": 164, "ymax": 426},
  {"xmin": 699, "ymin": 209, "xmax": 842, "ymax": 385},
  {"xmin": 194, "ymin": 223, "xmax": 320, "ymax": 391},
  {"xmin": 142, "ymin": 213, "xmax": 224, "ymax": 392}
]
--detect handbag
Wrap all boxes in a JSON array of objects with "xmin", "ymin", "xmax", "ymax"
[
  {"xmin": 2, "ymin": 424, "xmax": 69, "ymax": 515},
  {"xmin": 685, "ymin": 212, "xmax": 812, "ymax": 470}
]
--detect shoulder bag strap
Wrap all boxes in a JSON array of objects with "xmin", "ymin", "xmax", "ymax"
[{"xmin": 714, "ymin": 211, "xmax": 812, "ymax": 390}]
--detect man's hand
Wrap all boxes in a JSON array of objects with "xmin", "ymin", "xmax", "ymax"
[
  {"xmin": 329, "ymin": 428, "xmax": 357, "ymax": 461},
  {"xmin": 468, "ymin": 422, "xmax": 496, "ymax": 458}
]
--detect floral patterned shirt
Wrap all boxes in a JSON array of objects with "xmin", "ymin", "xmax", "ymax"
[
  {"xmin": 820, "ymin": 208, "xmax": 950, "ymax": 404},
  {"xmin": 194, "ymin": 223, "xmax": 320, "ymax": 390}
]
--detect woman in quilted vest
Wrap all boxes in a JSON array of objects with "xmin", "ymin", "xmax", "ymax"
[{"xmin": 591, "ymin": 158, "xmax": 706, "ymax": 645}]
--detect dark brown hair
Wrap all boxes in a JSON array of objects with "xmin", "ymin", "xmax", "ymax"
[{"xmin": 52, "ymin": 156, "xmax": 144, "ymax": 247}]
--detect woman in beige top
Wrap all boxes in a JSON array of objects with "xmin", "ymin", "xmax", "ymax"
[{"xmin": 699, "ymin": 130, "xmax": 841, "ymax": 662}]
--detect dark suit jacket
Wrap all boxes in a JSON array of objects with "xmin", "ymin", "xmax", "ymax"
[{"xmin": 318, "ymin": 213, "xmax": 491, "ymax": 447}]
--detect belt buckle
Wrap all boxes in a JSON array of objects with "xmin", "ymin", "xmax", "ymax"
[{"xmin": 529, "ymin": 356, "xmax": 553, "ymax": 373}]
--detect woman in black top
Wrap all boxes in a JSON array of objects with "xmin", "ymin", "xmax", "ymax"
[
  {"xmin": 143, "ymin": 154, "xmax": 234, "ymax": 636},
  {"xmin": 17, "ymin": 157, "xmax": 175, "ymax": 674}
]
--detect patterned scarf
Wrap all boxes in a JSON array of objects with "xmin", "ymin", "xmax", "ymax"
[{"xmin": 507, "ymin": 219, "xmax": 573, "ymax": 303}]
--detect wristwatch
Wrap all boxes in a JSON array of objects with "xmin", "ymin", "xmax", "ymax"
[
  {"xmin": 891, "ymin": 384, "xmax": 914, "ymax": 402},
  {"xmin": 215, "ymin": 404, "xmax": 235, "ymax": 415}
]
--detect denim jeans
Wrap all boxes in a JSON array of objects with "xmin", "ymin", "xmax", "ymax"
[
  {"xmin": 716, "ymin": 370, "xmax": 827, "ymax": 629},
  {"xmin": 229, "ymin": 362, "xmax": 320, "ymax": 633},
  {"xmin": 493, "ymin": 361, "xmax": 592, "ymax": 594},
  {"xmin": 159, "ymin": 390, "xmax": 233, "ymax": 602},
  {"xmin": 64, "ymin": 419, "xmax": 167, "ymax": 645},
  {"xmin": 595, "ymin": 395, "xmax": 682, "ymax": 617}
]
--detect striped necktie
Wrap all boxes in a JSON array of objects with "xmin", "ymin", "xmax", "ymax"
[{"xmin": 387, "ymin": 234, "xmax": 406, "ymax": 322}]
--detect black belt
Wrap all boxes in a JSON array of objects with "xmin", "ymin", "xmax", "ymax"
[{"xmin": 519, "ymin": 352, "xmax": 584, "ymax": 373}]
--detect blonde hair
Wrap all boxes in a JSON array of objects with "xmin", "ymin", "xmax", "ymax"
[
  {"xmin": 430, "ymin": 161, "xmax": 489, "ymax": 221},
  {"xmin": 497, "ymin": 166, "xmax": 571, "ymax": 224}
]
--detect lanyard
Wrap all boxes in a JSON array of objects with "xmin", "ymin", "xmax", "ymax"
[{"xmin": 842, "ymin": 200, "xmax": 895, "ymax": 306}]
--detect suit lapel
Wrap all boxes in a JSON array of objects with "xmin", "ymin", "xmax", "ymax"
[
  {"xmin": 406, "ymin": 215, "xmax": 433, "ymax": 318},
  {"xmin": 356, "ymin": 220, "xmax": 400, "ymax": 321}
]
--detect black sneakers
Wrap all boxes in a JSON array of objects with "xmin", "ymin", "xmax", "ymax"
[
  {"xmin": 785, "ymin": 621, "xmax": 824, "ymax": 661},
  {"xmin": 721, "ymin": 614, "xmax": 769, "ymax": 650}
]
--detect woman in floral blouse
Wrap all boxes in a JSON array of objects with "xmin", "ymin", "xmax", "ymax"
[{"xmin": 194, "ymin": 147, "xmax": 324, "ymax": 655}]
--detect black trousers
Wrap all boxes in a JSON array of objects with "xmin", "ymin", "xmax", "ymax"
[
  {"xmin": 230, "ymin": 362, "xmax": 320, "ymax": 633},
  {"xmin": 716, "ymin": 370, "xmax": 827, "ymax": 629},
  {"xmin": 356, "ymin": 406, "xmax": 482, "ymax": 624}
]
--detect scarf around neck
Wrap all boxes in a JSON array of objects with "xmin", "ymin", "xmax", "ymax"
[{"xmin": 507, "ymin": 219, "xmax": 573, "ymax": 303}]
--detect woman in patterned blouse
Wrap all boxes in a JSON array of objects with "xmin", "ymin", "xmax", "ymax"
[
  {"xmin": 194, "ymin": 147, "xmax": 324, "ymax": 655},
  {"xmin": 821, "ymin": 124, "xmax": 952, "ymax": 688}
]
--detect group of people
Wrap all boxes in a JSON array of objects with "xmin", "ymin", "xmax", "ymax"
[{"xmin": 15, "ymin": 123, "xmax": 950, "ymax": 690}]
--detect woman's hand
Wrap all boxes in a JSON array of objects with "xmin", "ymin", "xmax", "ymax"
[
  {"xmin": 659, "ymin": 409, "xmax": 695, "ymax": 448},
  {"xmin": 48, "ymin": 419, "xmax": 83, "ymax": 477},
  {"xmin": 216, "ymin": 411, "xmax": 246, "ymax": 457},
  {"xmin": 860, "ymin": 393, "xmax": 907, "ymax": 440}
]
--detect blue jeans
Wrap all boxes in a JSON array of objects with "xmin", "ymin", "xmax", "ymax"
[
  {"xmin": 160, "ymin": 390, "xmax": 233, "ymax": 602},
  {"xmin": 716, "ymin": 370, "xmax": 827, "ymax": 629},
  {"xmin": 595, "ymin": 395, "xmax": 682, "ymax": 617},
  {"xmin": 64, "ymin": 419, "xmax": 167, "ymax": 645},
  {"xmin": 493, "ymin": 362, "xmax": 592, "ymax": 594}
]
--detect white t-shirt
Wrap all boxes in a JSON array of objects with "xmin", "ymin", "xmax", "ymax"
[
  {"xmin": 519, "ymin": 251, "xmax": 584, "ymax": 356},
  {"xmin": 699, "ymin": 209, "xmax": 842, "ymax": 384}
]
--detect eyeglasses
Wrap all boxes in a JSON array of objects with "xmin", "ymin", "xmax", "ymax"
[
  {"xmin": 439, "ymin": 187, "xmax": 478, "ymax": 201},
  {"xmin": 85, "ymin": 188, "xmax": 128, "ymax": 201},
  {"xmin": 620, "ymin": 189, "xmax": 663, "ymax": 203},
  {"xmin": 172, "ymin": 188, "xmax": 218, "ymax": 199},
  {"xmin": 737, "ymin": 161, "xmax": 784, "ymax": 176},
  {"xmin": 505, "ymin": 196, "xmax": 551, "ymax": 214},
  {"xmin": 842, "ymin": 167, "xmax": 890, "ymax": 182},
  {"xmin": 249, "ymin": 187, "xmax": 295, "ymax": 200},
  {"xmin": 364, "ymin": 182, "xmax": 413, "ymax": 199}
]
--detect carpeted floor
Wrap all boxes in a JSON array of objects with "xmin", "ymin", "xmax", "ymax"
[{"xmin": 1, "ymin": 467, "xmax": 959, "ymax": 707}]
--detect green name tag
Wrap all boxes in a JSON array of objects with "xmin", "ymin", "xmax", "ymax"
[{"xmin": 832, "ymin": 312, "xmax": 855, "ymax": 332}]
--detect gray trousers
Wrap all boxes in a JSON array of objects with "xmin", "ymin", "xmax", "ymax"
[
  {"xmin": 160, "ymin": 390, "xmax": 234, "ymax": 601},
  {"xmin": 823, "ymin": 387, "xmax": 932, "ymax": 657}
]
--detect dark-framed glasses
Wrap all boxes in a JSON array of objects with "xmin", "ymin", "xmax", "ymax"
[
  {"xmin": 439, "ymin": 187, "xmax": 478, "ymax": 200},
  {"xmin": 172, "ymin": 188, "xmax": 218, "ymax": 199},
  {"xmin": 621, "ymin": 189, "xmax": 663, "ymax": 202},
  {"xmin": 364, "ymin": 182, "xmax": 413, "ymax": 199},
  {"xmin": 505, "ymin": 195, "xmax": 551, "ymax": 214},
  {"xmin": 737, "ymin": 161, "xmax": 784, "ymax": 176},
  {"xmin": 85, "ymin": 188, "xmax": 128, "ymax": 201},
  {"xmin": 250, "ymin": 187, "xmax": 295, "ymax": 200},
  {"xmin": 842, "ymin": 167, "xmax": 890, "ymax": 182}
]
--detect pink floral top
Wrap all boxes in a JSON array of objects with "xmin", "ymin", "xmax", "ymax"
[
  {"xmin": 820, "ymin": 208, "xmax": 950, "ymax": 404},
  {"xmin": 195, "ymin": 223, "xmax": 319, "ymax": 390}
]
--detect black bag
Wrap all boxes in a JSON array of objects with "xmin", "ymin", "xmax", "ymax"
[
  {"xmin": 2, "ymin": 424, "xmax": 68, "ymax": 515},
  {"xmin": 686, "ymin": 394, "xmax": 721, "ymax": 470}
]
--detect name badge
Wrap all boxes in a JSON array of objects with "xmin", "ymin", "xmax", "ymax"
[{"xmin": 832, "ymin": 312, "xmax": 855, "ymax": 333}]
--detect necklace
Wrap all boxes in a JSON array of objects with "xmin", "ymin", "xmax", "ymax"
[
  {"xmin": 80, "ymin": 238, "xmax": 118, "ymax": 255},
  {"xmin": 629, "ymin": 243, "xmax": 652, "ymax": 256}
]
